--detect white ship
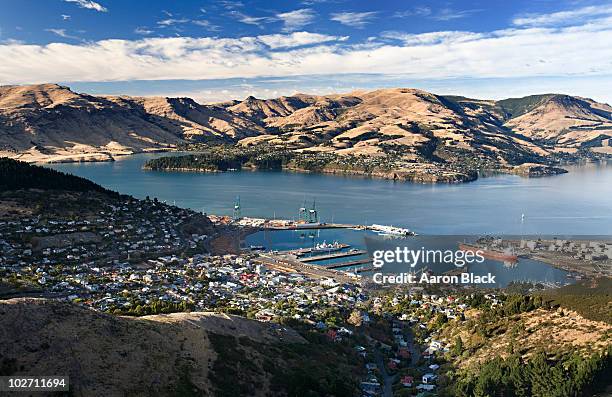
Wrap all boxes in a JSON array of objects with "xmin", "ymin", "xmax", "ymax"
[
  {"xmin": 312, "ymin": 241, "xmax": 343, "ymax": 253},
  {"xmin": 370, "ymin": 224, "xmax": 414, "ymax": 237}
]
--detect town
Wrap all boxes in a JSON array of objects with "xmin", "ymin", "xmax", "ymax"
[{"xmin": 1, "ymin": 159, "xmax": 610, "ymax": 396}]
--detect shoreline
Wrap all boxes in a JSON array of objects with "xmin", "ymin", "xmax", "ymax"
[
  {"xmin": 6, "ymin": 147, "xmax": 606, "ymax": 185},
  {"xmin": 141, "ymin": 161, "xmax": 574, "ymax": 184},
  {"xmin": 523, "ymin": 253, "xmax": 606, "ymax": 278},
  {"xmin": 0, "ymin": 147, "xmax": 177, "ymax": 165},
  {"xmin": 142, "ymin": 162, "xmax": 481, "ymax": 184}
]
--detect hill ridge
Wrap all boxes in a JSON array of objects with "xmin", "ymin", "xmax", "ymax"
[{"xmin": 1, "ymin": 84, "xmax": 611, "ymax": 166}]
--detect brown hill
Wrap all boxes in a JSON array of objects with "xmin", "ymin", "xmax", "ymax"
[
  {"xmin": 0, "ymin": 298, "xmax": 309, "ymax": 396},
  {"xmin": 1, "ymin": 84, "xmax": 611, "ymax": 165},
  {"xmin": 235, "ymin": 88, "xmax": 548, "ymax": 165},
  {"xmin": 0, "ymin": 84, "xmax": 264, "ymax": 162},
  {"xmin": 501, "ymin": 94, "xmax": 612, "ymax": 147}
]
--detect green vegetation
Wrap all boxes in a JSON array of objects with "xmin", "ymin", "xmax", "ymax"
[
  {"xmin": 144, "ymin": 145, "xmax": 293, "ymax": 172},
  {"xmin": 0, "ymin": 157, "xmax": 116, "ymax": 195},
  {"xmin": 451, "ymin": 347, "xmax": 612, "ymax": 397},
  {"xmin": 144, "ymin": 144, "xmax": 400, "ymax": 174},
  {"xmin": 107, "ymin": 299, "xmax": 194, "ymax": 317},
  {"xmin": 391, "ymin": 288, "xmax": 612, "ymax": 397},
  {"xmin": 207, "ymin": 330, "xmax": 360, "ymax": 397},
  {"xmin": 541, "ymin": 278, "xmax": 612, "ymax": 324},
  {"xmin": 496, "ymin": 94, "xmax": 555, "ymax": 119}
]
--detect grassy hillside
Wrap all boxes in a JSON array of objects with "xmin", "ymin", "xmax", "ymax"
[
  {"xmin": 429, "ymin": 291, "xmax": 612, "ymax": 396},
  {"xmin": 542, "ymin": 278, "xmax": 612, "ymax": 324},
  {"xmin": 0, "ymin": 298, "xmax": 361, "ymax": 397},
  {"xmin": 496, "ymin": 94, "xmax": 555, "ymax": 118}
]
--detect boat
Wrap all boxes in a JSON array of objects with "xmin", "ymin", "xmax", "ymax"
[
  {"xmin": 370, "ymin": 224, "xmax": 414, "ymax": 236},
  {"xmin": 312, "ymin": 241, "xmax": 343, "ymax": 253},
  {"xmin": 249, "ymin": 245, "xmax": 265, "ymax": 251},
  {"xmin": 459, "ymin": 243, "xmax": 518, "ymax": 262}
]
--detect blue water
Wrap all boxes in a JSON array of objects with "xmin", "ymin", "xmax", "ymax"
[
  {"xmin": 244, "ymin": 229, "xmax": 574, "ymax": 287},
  {"xmin": 47, "ymin": 154, "xmax": 612, "ymax": 235},
  {"xmin": 46, "ymin": 154, "xmax": 612, "ymax": 286}
]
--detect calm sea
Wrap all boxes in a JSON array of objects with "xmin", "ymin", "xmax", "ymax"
[
  {"xmin": 46, "ymin": 154, "xmax": 612, "ymax": 287},
  {"xmin": 47, "ymin": 153, "xmax": 612, "ymax": 235}
]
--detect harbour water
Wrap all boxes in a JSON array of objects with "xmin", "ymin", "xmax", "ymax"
[
  {"xmin": 47, "ymin": 154, "xmax": 612, "ymax": 287},
  {"xmin": 47, "ymin": 154, "xmax": 612, "ymax": 235}
]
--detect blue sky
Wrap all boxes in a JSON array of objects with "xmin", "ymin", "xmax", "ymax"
[{"xmin": 1, "ymin": 0, "xmax": 612, "ymax": 102}]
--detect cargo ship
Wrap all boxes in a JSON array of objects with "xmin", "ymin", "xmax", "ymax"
[{"xmin": 458, "ymin": 243, "xmax": 518, "ymax": 262}]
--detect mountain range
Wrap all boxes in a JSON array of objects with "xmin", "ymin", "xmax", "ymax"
[{"xmin": 1, "ymin": 83, "xmax": 611, "ymax": 168}]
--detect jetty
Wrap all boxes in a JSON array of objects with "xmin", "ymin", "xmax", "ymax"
[
  {"xmin": 280, "ymin": 244, "xmax": 351, "ymax": 257},
  {"xmin": 321, "ymin": 258, "xmax": 371, "ymax": 269},
  {"xmin": 255, "ymin": 253, "xmax": 358, "ymax": 283},
  {"xmin": 300, "ymin": 250, "xmax": 368, "ymax": 262}
]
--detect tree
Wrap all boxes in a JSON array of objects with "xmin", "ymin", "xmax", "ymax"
[
  {"xmin": 452, "ymin": 336, "xmax": 463, "ymax": 356},
  {"xmin": 347, "ymin": 310, "xmax": 363, "ymax": 327}
]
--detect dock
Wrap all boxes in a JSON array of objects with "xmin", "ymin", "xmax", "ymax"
[
  {"xmin": 263, "ymin": 223, "xmax": 366, "ymax": 231},
  {"xmin": 321, "ymin": 258, "xmax": 371, "ymax": 269},
  {"xmin": 280, "ymin": 244, "xmax": 351, "ymax": 257},
  {"xmin": 300, "ymin": 249, "xmax": 368, "ymax": 262},
  {"xmin": 255, "ymin": 254, "xmax": 358, "ymax": 283}
]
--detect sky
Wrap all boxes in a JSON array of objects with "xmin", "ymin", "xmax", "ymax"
[{"xmin": 1, "ymin": 0, "xmax": 612, "ymax": 103}]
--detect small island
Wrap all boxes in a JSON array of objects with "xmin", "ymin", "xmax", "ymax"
[
  {"xmin": 141, "ymin": 143, "xmax": 575, "ymax": 184},
  {"xmin": 142, "ymin": 144, "xmax": 480, "ymax": 183}
]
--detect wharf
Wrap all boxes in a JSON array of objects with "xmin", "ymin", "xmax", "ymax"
[
  {"xmin": 255, "ymin": 254, "xmax": 357, "ymax": 283},
  {"xmin": 300, "ymin": 249, "xmax": 368, "ymax": 262},
  {"xmin": 281, "ymin": 244, "xmax": 351, "ymax": 257},
  {"xmin": 264, "ymin": 223, "xmax": 365, "ymax": 231},
  {"xmin": 321, "ymin": 258, "xmax": 371, "ymax": 269}
]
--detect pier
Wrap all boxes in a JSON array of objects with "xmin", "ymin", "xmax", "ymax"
[
  {"xmin": 255, "ymin": 253, "xmax": 358, "ymax": 283},
  {"xmin": 300, "ymin": 249, "xmax": 368, "ymax": 262},
  {"xmin": 321, "ymin": 258, "xmax": 371, "ymax": 269},
  {"xmin": 279, "ymin": 244, "xmax": 351, "ymax": 257},
  {"xmin": 264, "ymin": 223, "xmax": 365, "ymax": 231}
]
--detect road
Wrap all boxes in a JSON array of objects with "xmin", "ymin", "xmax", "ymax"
[{"xmin": 374, "ymin": 348, "xmax": 397, "ymax": 397}]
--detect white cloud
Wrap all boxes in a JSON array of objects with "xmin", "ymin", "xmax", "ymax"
[
  {"xmin": 258, "ymin": 32, "xmax": 346, "ymax": 49},
  {"xmin": 192, "ymin": 20, "xmax": 220, "ymax": 31},
  {"xmin": 157, "ymin": 18, "xmax": 189, "ymax": 27},
  {"xmin": 431, "ymin": 8, "xmax": 481, "ymax": 21},
  {"xmin": 61, "ymin": 14, "xmax": 71, "ymax": 21},
  {"xmin": 44, "ymin": 28, "xmax": 80, "ymax": 40},
  {"xmin": 63, "ymin": 0, "xmax": 107, "ymax": 12},
  {"xmin": 330, "ymin": 12, "xmax": 377, "ymax": 28},
  {"xmin": 276, "ymin": 9, "xmax": 316, "ymax": 32},
  {"xmin": 513, "ymin": 5, "xmax": 612, "ymax": 27},
  {"xmin": 228, "ymin": 11, "xmax": 276, "ymax": 27},
  {"xmin": 2, "ymin": 15, "xmax": 612, "ymax": 89},
  {"xmin": 381, "ymin": 31, "xmax": 484, "ymax": 46},
  {"xmin": 218, "ymin": 1, "xmax": 244, "ymax": 10},
  {"xmin": 394, "ymin": 7, "xmax": 432, "ymax": 18},
  {"xmin": 393, "ymin": 7, "xmax": 479, "ymax": 21},
  {"xmin": 134, "ymin": 27, "xmax": 153, "ymax": 35}
]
